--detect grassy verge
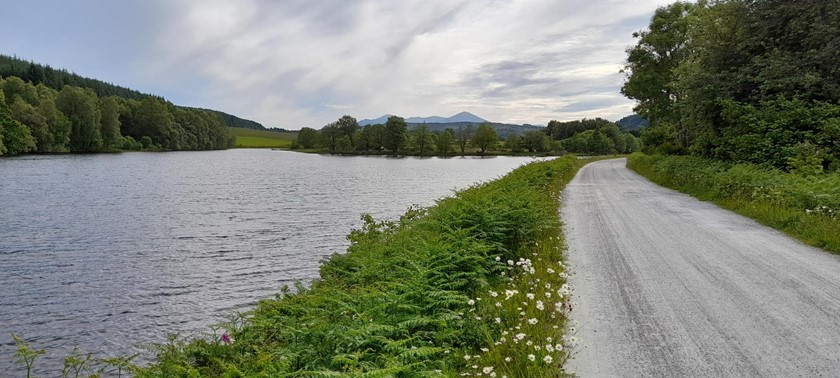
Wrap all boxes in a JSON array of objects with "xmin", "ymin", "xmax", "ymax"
[
  {"xmin": 627, "ymin": 153, "xmax": 840, "ymax": 253},
  {"xmin": 125, "ymin": 156, "xmax": 588, "ymax": 377},
  {"xmin": 229, "ymin": 127, "xmax": 297, "ymax": 148}
]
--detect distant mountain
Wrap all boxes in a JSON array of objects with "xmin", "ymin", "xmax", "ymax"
[
  {"xmin": 616, "ymin": 114, "xmax": 649, "ymax": 131},
  {"xmin": 358, "ymin": 114, "xmax": 395, "ymax": 126},
  {"xmin": 359, "ymin": 111, "xmax": 487, "ymax": 126},
  {"xmin": 356, "ymin": 112, "xmax": 540, "ymax": 137},
  {"xmin": 406, "ymin": 122, "xmax": 544, "ymax": 139}
]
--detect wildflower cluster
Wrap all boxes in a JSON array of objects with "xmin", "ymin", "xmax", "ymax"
[
  {"xmin": 805, "ymin": 205, "xmax": 836, "ymax": 218},
  {"xmin": 460, "ymin": 236, "xmax": 579, "ymax": 377}
]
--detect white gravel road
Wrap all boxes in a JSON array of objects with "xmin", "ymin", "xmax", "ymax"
[{"xmin": 563, "ymin": 158, "xmax": 840, "ymax": 377}]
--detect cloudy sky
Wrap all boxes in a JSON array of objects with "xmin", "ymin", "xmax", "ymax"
[{"xmin": 1, "ymin": 0, "xmax": 669, "ymax": 129}]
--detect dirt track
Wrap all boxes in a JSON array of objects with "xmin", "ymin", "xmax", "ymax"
[{"xmin": 563, "ymin": 158, "xmax": 840, "ymax": 377}]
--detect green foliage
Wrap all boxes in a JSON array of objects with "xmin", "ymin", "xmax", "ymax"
[
  {"xmin": 544, "ymin": 119, "xmax": 637, "ymax": 155},
  {"xmin": 182, "ymin": 107, "xmax": 266, "ymax": 130},
  {"xmin": 56, "ymin": 86, "xmax": 102, "ymax": 152},
  {"xmin": 408, "ymin": 123, "xmax": 436, "ymax": 156},
  {"xmin": 1, "ymin": 54, "xmax": 263, "ymax": 131},
  {"xmin": 296, "ymin": 127, "xmax": 320, "ymax": 149},
  {"xmin": 546, "ymin": 118, "xmax": 614, "ymax": 140},
  {"xmin": 454, "ymin": 124, "xmax": 474, "ymax": 156},
  {"xmin": 621, "ymin": 2, "xmax": 693, "ymax": 126},
  {"xmin": 127, "ymin": 156, "xmax": 589, "ymax": 377},
  {"xmin": 435, "ymin": 129, "xmax": 455, "ymax": 156},
  {"xmin": 628, "ymin": 153, "xmax": 840, "ymax": 253},
  {"xmin": 522, "ymin": 130, "xmax": 548, "ymax": 153},
  {"xmin": 9, "ymin": 97, "xmax": 49, "ymax": 152},
  {"xmin": 0, "ymin": 74, "xmax": 234, "ymax": 155},
  {"xmin": 0, "ymin": 96, "xmax": 36, "ymax": 155},
  {"xmin": 504, "ymin": 133, "xmax": 523, "ymax": 153},
  {"xmin": 0, "ymin": 60, "xmax": 242, "ymax": 155},
  {"xmin": 624, "ymin": 1, "xmax": 840, "ymax": 169},
  {"xmin": 473, "ymin": 123, "xmax": 498, "ymax": 154},
  {"xmin": 37, "ymin": 93, "xmax": 72, "ymax": 152},
  {"xmin": 336, "ymin": 115, "xmax": 360, "ymax": 148},
  {"xmin": 99, "ymin": 96, "xmax": 122, "ymax": 149},
  {"xmin": 384, "ymin": 116, "xmax": 407, "ymax": 154},
  {"xmin": 13, "ymin": 334, "xmax": 45, "ymax": 378}
]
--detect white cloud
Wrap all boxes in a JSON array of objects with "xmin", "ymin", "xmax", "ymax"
[{"xmin": 12, "ymin": 0, "xmax": 673, "ymax": 128}]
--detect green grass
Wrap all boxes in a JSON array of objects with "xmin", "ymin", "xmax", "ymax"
[
  {"xmin": 228, "ymin": 127, "xmax": 297, "ymax": 148},
  {"xmin": 627, "ymin": 153, "xmax": 840, "ymax": 253}
]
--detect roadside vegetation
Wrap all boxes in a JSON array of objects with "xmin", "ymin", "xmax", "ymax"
[
  {"xmin": 291, "ymin": 115, "xmax": 639, "ymax": 157},
  {"xmin": 13, "ymin": 156, "xmax": 589, "ymax": 377},
  {"xmin": 627, "ymin": 154, "xmax": 840, "ymax": 254},
  {"xmin": 621, "ymin": 1, "xmax": 839, "ymax": 253},
  {"xmin": 622, "ymin": 1, "xmax": 838, "ymax": 172},
  {"xmin": 228, "ymin": 127, "xmax": 297, "ymax": 148}
]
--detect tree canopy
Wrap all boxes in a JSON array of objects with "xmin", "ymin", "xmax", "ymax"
[
  {"xmin": 624, "ymin": 0, "xmax": 840, "ymax": 171},
  {"xmin": 0, "ymin": 75, "xmax": 234, "ymax": 156}
]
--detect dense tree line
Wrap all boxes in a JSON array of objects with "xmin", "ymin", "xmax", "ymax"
[
  {"xmin": 535, "ymin": 118, "xmax": 640, "ymax": 155},
  {"xmin": 0, "ymin": 55, "xmax": 265, "ymax": 131},
  {"xmin": 0, "ymin": 75, "xmax": 233, "ymax": 155},
  {"xmin": 182, "ymin": 107, "xmax": 267, "ymax": 130},
  {"xmin": 623, "ymin": 0, "xmax": 840, "ymax": 172},
  {"xmin": 293, "ymin": 115, "xmax": 639, "ymax": 156},
  {"xmin": 1, "ymin": 55, "xmax": 152, "ymax": 101},
  {"xmin": 292, "ymin": 115, "xmax": 503, "ymax": 156}
]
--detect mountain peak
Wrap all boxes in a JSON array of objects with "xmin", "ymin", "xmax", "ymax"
[
  {"xmin": 446, "ymin": 111, "xmax": 486, "ymax": 123},
  {"xmin": 359, "ymin": 111, "xmax": 487, "ymax": 126}
]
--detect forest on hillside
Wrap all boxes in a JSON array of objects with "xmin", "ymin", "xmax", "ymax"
[
  {"xmin": 0, "ymin": 55, "xmax": 265, "ymax": 131},
  {"xmin": 0, "ymin": 75, "xmax": 233, "ymax": 155},
  {"xmin": 623, "ymin": 0, "xmax": 840, "ymax": 173}
]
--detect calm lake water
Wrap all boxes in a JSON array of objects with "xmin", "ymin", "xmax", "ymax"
[{"xmin": 0, "ymin": 149, "xmax": 539, "ymax": 372}]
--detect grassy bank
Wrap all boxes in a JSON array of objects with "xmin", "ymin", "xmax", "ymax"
[
  {"xmin": 627, "ymin": 153, "xmax": 840, "ymax": 253},
  {"xmin": 119, "ymin": 156, "xmax": 586, "ymax": 377},
  {"xmin": 229, "ymin": 127, "xmax": 297, "ymax": 148}
]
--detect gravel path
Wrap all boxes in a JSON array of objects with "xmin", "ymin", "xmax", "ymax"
[{"xmin": 563, "ymin": 158, "xmax": 840, "ymax": 377}]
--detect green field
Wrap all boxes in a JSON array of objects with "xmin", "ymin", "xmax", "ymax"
[{"xmin": 227, "ymin": 127, "xmax": 297, "ymax": 148}]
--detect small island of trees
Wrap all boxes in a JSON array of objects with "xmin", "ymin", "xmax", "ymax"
[{"xmin": 292, "ymin": 115, "xmax": 641, "ymax": 156}]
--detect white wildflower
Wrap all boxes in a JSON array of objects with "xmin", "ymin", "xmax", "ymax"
[{"xmin": 543, "ymin": 355, "xmax": 553, "ymax": 364}]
